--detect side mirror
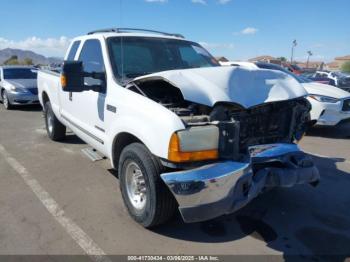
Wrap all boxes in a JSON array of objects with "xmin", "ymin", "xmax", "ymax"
[
  {"xmin": 61, "ymin": 61, "xmax": 106, "ymax": 93},
  {"xmin": 61, "ymin": 61, "xmax": 85, "ymax": 92}
]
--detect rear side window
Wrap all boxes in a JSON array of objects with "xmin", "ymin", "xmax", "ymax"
[{"xmin": 66, "ymin": 41, "xmax": 81, "ymax": 61}]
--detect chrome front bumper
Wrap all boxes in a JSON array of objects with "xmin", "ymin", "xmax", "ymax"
[
  {"xmin": 161, "ymin": 143, "xmax": 319, "ymax": 223},
  {"xmin": 7, "ymin": 91, "xmax": 39, "ymax": 105}
]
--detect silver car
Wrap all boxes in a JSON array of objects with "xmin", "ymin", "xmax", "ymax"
[{"xmin": 0, "ymin": 66, "xmax": 39, "ymax": 110}]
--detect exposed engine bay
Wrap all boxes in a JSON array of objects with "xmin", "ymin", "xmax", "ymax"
[{"xmin": 127, "ymin": 79, "xmax": 311, "ymax": 160}]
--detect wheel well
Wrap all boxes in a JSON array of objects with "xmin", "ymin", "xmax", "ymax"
[
  {"xmin": 112, "ymin": 132, "xmax": 143, "ymax": 170},
  {"xmin": 42, "ymin": 91, "xmax": 49, "ymax": 106}
]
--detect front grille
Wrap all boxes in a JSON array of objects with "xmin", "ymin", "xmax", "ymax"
[
  {"xmin": 14, "ymin": 100, "xmax": 30, "ymax": 104},
  {"xmin": 213, "ymin": 98, "xmax": 311, "ymax": 159},
  {"xmin": 28, "ymin": 88, "xmax": 38, "ymax": 95},
  {"xmin": 236, "ymin": 104, "xmax": 294, "ymax": 152},
  {"xmin": 343, "ymin": 99, "xmax": 350, "ymax": 111},
  {"xmin": 230, "ymin": 99, "xmax": 310, "ymax": 153}
]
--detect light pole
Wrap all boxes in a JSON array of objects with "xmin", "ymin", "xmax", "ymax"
[
  {"xmin": 306, "ymin": 51, "xmax": 313, "ymax": 68},
  {"xmin": 290, "ymin": 40, "xmax": 297, "ymax": 64}
]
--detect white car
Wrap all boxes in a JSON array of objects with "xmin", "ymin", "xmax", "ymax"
[
  {"xmin": 222, "ymin": 61, "xmax": 350, "ymax": 126},
  {"xmin": 304, "ymin": 82, "xmax": 350, "ymax": 126},
  {"xmin": 37, "ymin": 28, "xmax": 319, "ymax": 227}
]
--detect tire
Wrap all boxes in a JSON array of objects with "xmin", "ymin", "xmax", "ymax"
[
  {"xmin": 2, "ymin": 90, "xmax": 13, "ymax": 110},
  {"xmin": 44, "ymin": 101, "xmax": 66, "ymax": 141},
  {"xmin": 119, "ymin": 143, "xmax": 177, "ymax": 228}
]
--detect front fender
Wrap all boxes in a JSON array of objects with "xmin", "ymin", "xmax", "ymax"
[{"xmin": 105, "ymin": 92, "xmax": 186, "ymax": 166}]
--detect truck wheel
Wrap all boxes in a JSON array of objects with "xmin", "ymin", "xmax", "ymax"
[
  {"xmin": 44, "ymin": 101, "xmax": 66, "ymax": 141},
  {"xmin": 119, "ymin": 143, "xmax": 177, "ymax": 228},
  {"xmin": 2, "ymin": 90, "xmax": 13, "ymax": 110}
]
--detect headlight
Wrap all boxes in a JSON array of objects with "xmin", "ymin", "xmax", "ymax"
[
  {"xmin": 308, "ymin": 95, "xmax": 339, "ymax": 103},
  {"xmin": 168, "ymin": 126, "xmax": 219, "ymax": 162},
  {"xmin": 9, "ymin": 86, "xmax": 27, "ymax": 93}
]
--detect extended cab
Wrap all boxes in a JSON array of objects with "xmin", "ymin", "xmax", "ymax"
[{"xmin": 37, "ymin": 28, "xmax": 319, "ymax": 227}]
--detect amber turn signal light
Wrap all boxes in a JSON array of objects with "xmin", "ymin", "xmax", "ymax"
[
  {"xmin": 60, "ymin": 74, "xmax": 67, "ymax": 88},
  {"xmin": 168, "ymin": 133, "xmax": 218, "ymax": 163}
]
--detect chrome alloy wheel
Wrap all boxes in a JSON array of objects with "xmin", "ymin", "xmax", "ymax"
[
  {"xmin": 125, "ymin": 161, "xmax": 147, "ymax": 210},
  {"xmin": 47, "ymin": 110, "xmax": 54, "ymax": 134},
  {"xmin": 2, "ymin": 91, "xmax": 9, "ymax": 109}
]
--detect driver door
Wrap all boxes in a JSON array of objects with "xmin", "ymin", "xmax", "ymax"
[{"xmin": 60, "ymin": 39, "xmax": 107, "ymax": 149}]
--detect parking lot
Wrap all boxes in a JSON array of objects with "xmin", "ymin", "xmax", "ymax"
[{"xmin": 0, "ymin": 105, "xmax": 350, "ymax": 260}]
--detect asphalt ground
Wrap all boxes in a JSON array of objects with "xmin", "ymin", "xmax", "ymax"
[{"xmin": 0, "ymin": 104, "xmax": 349, "ymax": 261}]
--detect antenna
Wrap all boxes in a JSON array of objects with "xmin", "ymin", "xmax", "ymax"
[
  {"xmin": 119, "ymin": 0, "xmax": 123, "ymax": 27},
  {"xmin": 120, "ymin": 0, "xmax": 125, "ymax": 83}
]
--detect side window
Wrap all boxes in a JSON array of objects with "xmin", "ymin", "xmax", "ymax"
[
  {"xmin": 66, "ymin": 41, "xmax": 81, "ymax": 61},
  {"xmin": 78, "ymin": 39, "xmax": 105, "ymax": 87}
]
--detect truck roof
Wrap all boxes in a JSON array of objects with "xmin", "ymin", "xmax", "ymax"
[
  {"xmin": 75, "ymin": 28, "xmax": 187, "ymax": 42},
  {"xmin": 88, "ymin": 28, "xmax": 184, "ymax": 38}
]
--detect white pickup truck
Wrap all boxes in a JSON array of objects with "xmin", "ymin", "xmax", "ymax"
[{"xmin": 38, "ymin": 28, "xmax": 319, "ymax": 227}]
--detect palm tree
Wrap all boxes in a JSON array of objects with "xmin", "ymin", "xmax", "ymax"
[
  {"xmin": 290, "ymin": 40, "xmax": 297, "ymax": 63},
  {"xmin": 306, "ymin": 51, "xmax": 313, "ymax": 68}
]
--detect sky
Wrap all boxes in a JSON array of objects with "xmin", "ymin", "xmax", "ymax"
[{"xmin": 0, "ymin": 0, "xmax": 349, "ymax": 62}]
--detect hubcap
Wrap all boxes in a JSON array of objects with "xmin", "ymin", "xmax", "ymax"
[
  {"xmin": 47, "ymin": 111, "xmax": 54, "ymax": 134},
  {"xmin": 125, "ymin": 162, "xmax": 147, "ymax": 210}
]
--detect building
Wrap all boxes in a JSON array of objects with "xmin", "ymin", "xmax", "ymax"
[
  {"xmin": 321, "ymin": 55, "xmax": 350, "ymax": 71},
  {"xmin": 296, "ymin": 61, "xmax": 324, "ymax": 70},
  {"xmin": 326, "ymin": 61, "xmax": 340, "ymax": 71},
  {"xmin": 248, "ymin": 55, "xmax": 278, "ymax": 63},
  {"xmin": 333, "ymin": 55, "xmax": 350, "ymax": 70}
]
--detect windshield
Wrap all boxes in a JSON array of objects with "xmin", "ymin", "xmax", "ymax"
[
  {"xmin": 3, "ymin": 68, "xmax": 37, "ymax": 79},
  {"xmin": 107, "ymin": 37, "xmax": 219, "ymax": 81}
]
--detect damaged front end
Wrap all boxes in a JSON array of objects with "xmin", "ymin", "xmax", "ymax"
[
  {"xmin": 127, "ymin": 70, "xmax": 319, "ymax": 223},
  {"xmin": 128, "ymin": 77, "xmax": 312, "ymax": 161},
  {"xmin": 161, "ymin": 143, "xmax": 319, "ymax": 223}
]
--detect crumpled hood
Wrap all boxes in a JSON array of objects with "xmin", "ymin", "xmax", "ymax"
[
  {"xmin": 135, "ymin": 66, "xmax": 307, "ymax": 108},
  {"xmin": 4, "ymin": 79, "xmax": 37, "ymax": 89},
  {"xmin": 302, "ymin": 82, "xmax": 350, "ymax": 99}
]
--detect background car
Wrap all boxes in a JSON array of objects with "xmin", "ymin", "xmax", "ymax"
[
  {"xmin": 255, "ymin": 62, "xmax": 350, "ymax": 126},
  {"xmin": 302, "ymin": 72, "xmax": 334, "ymax": 86},
  {"xmin": 282, "ymin": 63, "xmax": 304, "ymax": 75},
  {"xmin": 0, "ymin": 66, "xmax": 39, "ymax": 110},
  {"xmin": 310, "ymin": 70, "xmax": 350, "ymax": 91},
  {"xmin": 330, "ymin": 71, "xmax": 350, "ymax": 91}
]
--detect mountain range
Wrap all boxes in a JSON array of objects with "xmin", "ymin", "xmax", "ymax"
[{"xmin": 0, "ymin": 48, "xmax": 63, "ymax": 65}]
